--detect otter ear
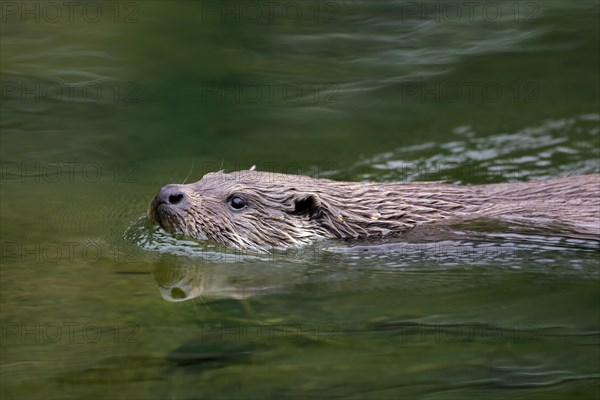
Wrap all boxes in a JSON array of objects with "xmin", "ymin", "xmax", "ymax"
[{"xmin": 291, "ymin": 194, "xmax": 323, "ymax": 220}]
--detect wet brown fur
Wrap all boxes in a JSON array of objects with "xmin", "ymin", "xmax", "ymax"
[{"xmin": 148, "ymin": 171, "xmax": 600, "ymax": 251}]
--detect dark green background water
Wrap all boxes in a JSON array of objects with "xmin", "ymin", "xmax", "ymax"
[{"xmin": 1, "ymin": 1, "xmax": 599, "ymax": 399}]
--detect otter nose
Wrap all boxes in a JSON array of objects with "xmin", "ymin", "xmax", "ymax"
[{"xmin": 156, "ymin": 184, "xmax": 185, "ymax": 206}]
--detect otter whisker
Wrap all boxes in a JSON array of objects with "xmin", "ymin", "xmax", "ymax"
[{"xmin": 181, "ymin": 160, "xmax": 195, "ymax": 184}]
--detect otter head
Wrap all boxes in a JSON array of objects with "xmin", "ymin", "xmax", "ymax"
[{"xmin": 148, "ymin": 169, "xmax": 332, "ymax": 251}]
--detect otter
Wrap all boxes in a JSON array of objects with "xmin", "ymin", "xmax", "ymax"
[{"xmin": 147, "ymin": 169, "xmax": 599, "ymax": 252}]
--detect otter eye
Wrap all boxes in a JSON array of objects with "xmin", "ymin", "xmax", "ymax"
[{"xmin": 229, "ymin": 196, "xmax": 247, "ymax": 210}]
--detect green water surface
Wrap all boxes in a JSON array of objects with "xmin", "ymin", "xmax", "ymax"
[{"xmin": 1, "ymin": 1, "xmax": 599, "ymax": 399}]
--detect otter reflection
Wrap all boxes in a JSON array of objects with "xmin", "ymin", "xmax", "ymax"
[
  {"xmin": 153, "ymin": 262, "xmax": 307, "ymax": 302},
  {"xmin": 151, "ymin": 234, "xmax": 599, "ymax": 303}
]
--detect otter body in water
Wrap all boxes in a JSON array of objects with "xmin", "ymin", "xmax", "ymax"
[{"xmin": 148, "ymin": 170, "xmax": 599, "ymax": 252}]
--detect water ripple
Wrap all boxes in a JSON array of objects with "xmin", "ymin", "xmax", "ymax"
[{"xmin": 342, "ymin": 114, "xmax": 600, "ymax": 183}]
